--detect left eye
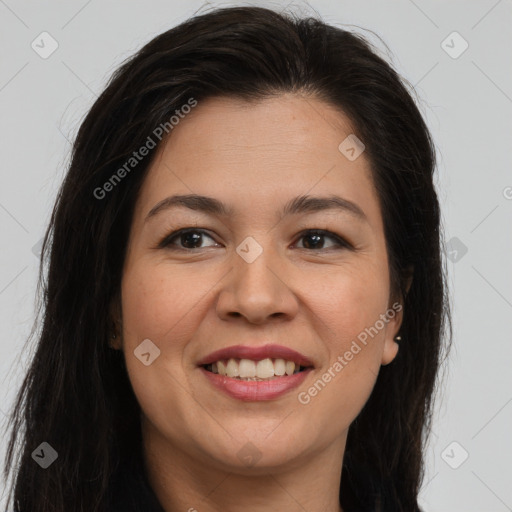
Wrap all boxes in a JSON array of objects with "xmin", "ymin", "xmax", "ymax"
[
  {"xmin": 295, "ymin": 230, "xmax": 350, "ymax": 250},
  {"xmin": 158, "ymin": 228, "xmax": 350, "ymax": 251}
]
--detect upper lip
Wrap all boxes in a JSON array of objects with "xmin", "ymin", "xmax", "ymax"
[{"xmin": 197, "ymin": 344, "xmax": 314, "ymax": 368}]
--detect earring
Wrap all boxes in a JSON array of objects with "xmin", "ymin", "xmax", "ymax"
[
  {"xmin": 109, "ymin": 332, "xmax": 118, "ymax": 349},
  {"xmin": 395, "ymin": 336, "xmax": 401, "ymax": 342}
]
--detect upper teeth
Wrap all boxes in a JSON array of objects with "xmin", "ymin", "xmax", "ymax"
[{"xmin": 211, "ymin": 358, "xmax": 299, "ymax": 378}]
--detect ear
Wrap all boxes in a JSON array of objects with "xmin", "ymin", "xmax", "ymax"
[
  {"xmin": 381, "ymin": 310, "xmax": 401, "ymax": 366},
  {"xmin": 381, "ymin": 265, "xmax": 413, "ymax": 366},
  {"xmin": 108, "ymin": 295, "xmax": 123, "ymax": 350}
]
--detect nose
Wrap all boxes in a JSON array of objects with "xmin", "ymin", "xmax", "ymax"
[{"xmin": 216, "ymin": 242, "xmax": 299, "ymax": 325}]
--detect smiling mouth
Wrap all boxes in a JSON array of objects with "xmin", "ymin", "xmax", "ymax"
[{"xmin": 202, "ymin": 358, "xmax": 312, "ymax": 381}]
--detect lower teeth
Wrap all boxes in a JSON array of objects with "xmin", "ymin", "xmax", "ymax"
[{"xmin": 234, "ymin": 376, "xmax": 279, "ymax": 381}]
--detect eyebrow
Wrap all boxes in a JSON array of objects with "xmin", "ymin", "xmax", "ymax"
[{"xmin": 145, "ymin": 193, "xmax": 367, "ymax": 223}]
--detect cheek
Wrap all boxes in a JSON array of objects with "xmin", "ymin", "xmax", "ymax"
[
  {"xmin": 119, "ymin": 261, "xmax": 208, "ymax": 430},
  {"xmin": 119, "ymin": 262, "xmax": 202, "ymax": 394},
  {"xmin": 121, "ymin": 259, "xmax": 211, "ymax": 343},
  {"xmin": 314, "ymin": 257, "xmax": 390, "ymax": 346},
  {"xmin": 296, "ymin": 261, "xmax": 390, "ymax": 425}
]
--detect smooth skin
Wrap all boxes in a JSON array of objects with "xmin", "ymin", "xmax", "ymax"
[{"xmin": 112, "ymin": 93, "xmax": 403, "ymax": 512}]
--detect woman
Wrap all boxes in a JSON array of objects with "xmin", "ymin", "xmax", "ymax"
[{"xmin": 3, "ymin": 6, "xmax": 451, "ymax": 511}]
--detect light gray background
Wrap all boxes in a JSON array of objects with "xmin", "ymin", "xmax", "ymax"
[{"xmin": 1, "ymin": 1, "xmax": 511, "ymax": 511}]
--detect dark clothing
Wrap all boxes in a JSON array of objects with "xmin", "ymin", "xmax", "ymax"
[{"xmin": 108, "ymin": 460, "xmax": 165, "ymax": 512}]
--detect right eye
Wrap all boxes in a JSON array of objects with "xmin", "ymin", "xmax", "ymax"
[{"xmin": 158, "ymin": 228, "xmax": 220, "ymax": 250}]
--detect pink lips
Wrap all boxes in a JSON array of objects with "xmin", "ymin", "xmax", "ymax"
[
  {"xmin": 200, "ymin": 367, "xmax": 312, "ymax": 401},
  {"xmin": 197, "ymin": 344, "xmax": 314, "ymax": 401}
]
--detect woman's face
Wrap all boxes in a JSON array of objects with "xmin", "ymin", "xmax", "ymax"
[{"xmin": 118, "ymin": 93, "xmax": 401, "ymax": 473}]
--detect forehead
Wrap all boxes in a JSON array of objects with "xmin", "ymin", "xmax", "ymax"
[{"xmin": 134, "ymin": 94, "xmax": 381, "ymax": 227}]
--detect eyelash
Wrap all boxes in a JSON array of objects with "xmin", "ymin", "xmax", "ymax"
[{"xmin": 157, "ymin": 228, "xmax": 353, "ymax": 251}]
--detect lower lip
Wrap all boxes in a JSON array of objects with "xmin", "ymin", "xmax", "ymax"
[{"xmin": 199, "ymin": 367, "xmax": 312, "ymax": 401}]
